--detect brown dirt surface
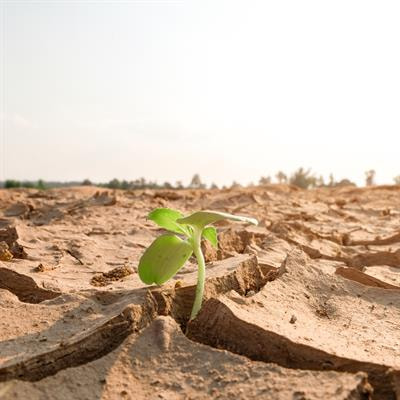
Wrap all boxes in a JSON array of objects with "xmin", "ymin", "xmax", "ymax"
[{"xmin": 0, "ymin": 185, "xmax": 399, "ymax": 399}]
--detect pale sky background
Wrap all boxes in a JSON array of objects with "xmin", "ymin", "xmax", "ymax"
[{"xmin": 1, "ymin": 0, "xmax": 399, "ymax": 186}]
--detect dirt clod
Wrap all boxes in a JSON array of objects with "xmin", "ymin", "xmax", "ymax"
[
  {"xmin": 91, "ymin": 266, "xmax": 134, "ymax": 286},
  {"xmin": 0, "ymin": 242, "xmax": 13, "ymax": 261}
]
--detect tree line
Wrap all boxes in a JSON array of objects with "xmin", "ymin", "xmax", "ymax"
[{"xmin": 2, "ymin": 169, "xmax": 400, "ymax": 190}]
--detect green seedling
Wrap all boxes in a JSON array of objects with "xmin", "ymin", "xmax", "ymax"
[{"xmin": 138, "ymin": 208, "xmax": 258, "ymax": 320}]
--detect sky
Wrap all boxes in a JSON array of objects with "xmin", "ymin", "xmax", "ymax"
[{"xmin": 1, "ymin": 0, "xmax": 399, "ymax": 186}]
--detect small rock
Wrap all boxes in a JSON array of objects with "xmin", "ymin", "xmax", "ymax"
[
  {"xmin": 90, "ymin": 265, "xmax": 134, "ymax": 287},
  {"xmin": 0, "ymin": 241, "xmax": 13, "ymax": 261},
  {"xmin": 34, "ymin": 263, "xmax": 50, "ymax": 272}
]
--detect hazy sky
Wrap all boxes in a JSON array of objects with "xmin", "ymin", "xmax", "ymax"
[{"xmin": 1, "ymin": 0, "xmax": 399, "ymax": 186}]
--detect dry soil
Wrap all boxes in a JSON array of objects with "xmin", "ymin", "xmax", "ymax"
[{"xmin": 0, "ymin": 185, "xmax": 399, "ymax": 399}]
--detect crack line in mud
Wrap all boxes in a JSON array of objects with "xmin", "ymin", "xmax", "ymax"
[
  {"xmin": 274, "ymin": 232, "xmax": 400, "ymax": 270},
  {"xmin": 186, "ymin": 298, "xmax": 396, "ymax": 400},
  {"xmin": 65, "ymin": 249, "xmax": 84, "ymax": 265},
  {"xmin": 0, "ymin": 305, "xmax": 145, "ymax": 382},
  {"xmin": 0, "ymin": 268, "xmax": 61, "ymax": 303}
]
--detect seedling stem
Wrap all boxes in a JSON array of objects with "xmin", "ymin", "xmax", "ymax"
[{"xmin": 190, "ymin": 227, "xmax": 206, "ymax": 320}]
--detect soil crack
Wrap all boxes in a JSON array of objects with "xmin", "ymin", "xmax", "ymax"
[{"xmin": 0, "ymin": 255, "xmax": 275, "ymax": 383}]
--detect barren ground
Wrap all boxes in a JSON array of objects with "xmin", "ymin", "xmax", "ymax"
[{"xmin": 0, "ymin": 185, "xmax": 399, "ymax": 399}]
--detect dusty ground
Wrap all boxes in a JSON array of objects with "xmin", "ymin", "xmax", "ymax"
[{"xmin": 0, "ymin": 185, "xmax": 399, "ymax": 399}]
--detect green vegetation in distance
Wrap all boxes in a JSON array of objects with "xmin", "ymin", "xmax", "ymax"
[
  {"xmin": 3, "ymin": 169, "xmax": 400, "ymax": 190},
  {"xmin": 4, "ymin": 179, "xmax": 46, "ymax": 190},
  {"xmin": 138, "ymin": 208, "xmax": 258, "ymax": 320}
]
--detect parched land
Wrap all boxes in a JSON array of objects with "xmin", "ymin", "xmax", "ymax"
[{"xmin": 0, "ymin": 185, "xmax": 399, "ymax": 399}]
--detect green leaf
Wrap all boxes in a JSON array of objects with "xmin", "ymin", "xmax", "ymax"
[
  {"xmin": 202, "ymin": 226, "xmax": 218, "ymax": 248},
  {"xmin": 148, "ymin": 208, "xmax": 189, "ymax": 235},
  {"xmin": 138, "ymin": 234, "xmax": 193, "ymax": 285},
  {"xmin": 177, "ymin": 210, "xmax": 258, "ymax": 229}
]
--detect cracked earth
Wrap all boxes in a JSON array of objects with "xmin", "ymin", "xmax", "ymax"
[{"xmin": 0, "ymin": 185, "xmax": 399, "ymax": 399}]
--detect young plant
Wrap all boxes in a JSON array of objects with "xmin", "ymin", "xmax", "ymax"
[{"xmin": 138, "ymin": 208, "xmax": 258, "ymax": 320}]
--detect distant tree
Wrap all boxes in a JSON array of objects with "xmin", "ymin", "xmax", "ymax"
[
  {"xmin": 5, "ymin": 180, "xmax": 21, "ymax": 188},
  {"xmin": 259, "ymin": 176, "xmax": 271, "ymax": 185},
  {"xmin": 230, "ymin": 181, "xmax": 241, "ymax": 189},
  {"xmin": 148, "ymin": 180, "xmax": 158, "ymax": 189},
  {"xmin": 37, "ymin": 179, "xmax": 46, "ymax": 190},
  {"xmin": 210, "ymin": 182, "xmax": 219, "ymax": 189},
  {"xmin": 22, "ymin": 181, "xmax": 35, "ymax": 188},
  {"xmin": 365, "ymin": 170, "xmax": 376, "ymax": 186},
  {"xmin": 119, "ymin": 180, "xmax": 129, "ymax": 190},
  {"xmin": 190, "ymin": 174, "xmax": 206, "ymax": 189},
  {"xmin": 108, "ymin": 178, "xmax": 121, "ymax": 189},
  {"xmin": 175, "ymin": 181, "xmax": 184, "ymax": 189},
  {"xmin": 82, "ymin": 179, "xmax": 92, "ymax": 186},
  {"xmin": 289, "ymin": 168, "xmax": 317, "ymax": 189},
  {"xmin": 163, "ymin": 181, "xmax": 173, "ymax": 189},
  {"xmin": 394, "ymin": 176, "xmax": 400, "ymax": 185},
  {"xmin": 275, "ymin": 171, "xmax": 287, "ymax": 184}
]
